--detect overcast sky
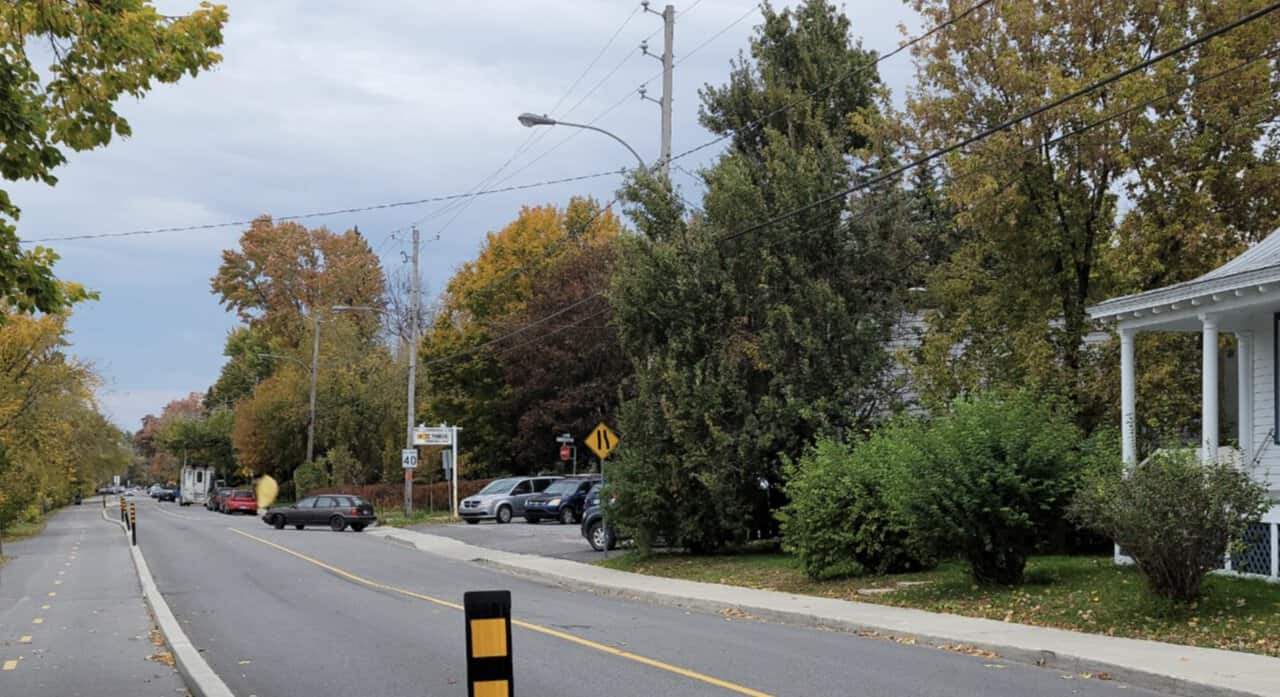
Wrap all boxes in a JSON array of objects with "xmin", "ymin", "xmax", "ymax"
[{"xmin": 11, "ymin": 0, "xmax": 920, "ymax": 430}]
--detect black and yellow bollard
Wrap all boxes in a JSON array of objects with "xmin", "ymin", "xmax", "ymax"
[
  {"xmin": 129, "ymin": 502, "xmax": 136, "ymax": 546},
  {"xmin": 464, "ymin": 591, "xmax": 513, "ymax": 697},
  {"xmin": 120, "ymin": 497, "xmax": 127, "ymax": 525}
]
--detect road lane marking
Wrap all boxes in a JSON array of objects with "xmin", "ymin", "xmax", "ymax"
[
  {"xmin": 53, "ymin": 580, "xmax": 61, "ymax": 585},
  {"xmin": 2, "ymin": 660, "xmax": 16, "ymax": 671},
  {"xmin": 40, "ymin": 604, "xmax": 50, "ymax": 610},
  {"xmin": 228, "ymin": 528, "xmax": 771, "ymax": 697},
  {"xmin": 31, "ymin": 618, "xmax": 42, "ymax": 625},
  {"xmin": 18, "ymin": 636, "xmax": 31, "ymax": 644},
  {"xmin": 47, "ymin": 592, "xmax": 55, "ymax": 597}
]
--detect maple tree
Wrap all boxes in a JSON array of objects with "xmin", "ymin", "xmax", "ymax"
[{"xmin": 0, "ymin": 1, "xmax": 226, "ymax": 318}]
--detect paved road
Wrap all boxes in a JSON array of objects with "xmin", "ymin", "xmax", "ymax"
[
  {"xmin": 124, "ymin": 496, "xmax": 1172, "ymax": 697},
  {"xmin": 420, "ymin": 518, "xmax": 626, "ymax": 562},
  {"xmin": 0, "ymin": 501, "xmax": 185, "ymax": 697}
]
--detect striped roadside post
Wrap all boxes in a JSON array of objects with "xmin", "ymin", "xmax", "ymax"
[{"xmin": 464, "ymin": 591, "xmax": 513, "ymax": 697}]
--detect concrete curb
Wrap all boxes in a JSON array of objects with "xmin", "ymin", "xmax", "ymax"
[
  {"xmin": 102, "ymin": 505, "xmax": 236, "ymax": 697},
  {"xmin": 374, "ymin": 527, "xmax": 1278, "ymax": 697}
]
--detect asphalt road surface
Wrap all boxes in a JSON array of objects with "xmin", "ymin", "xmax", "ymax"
[
  {"xmin": 107, "ymin": 496, "xmax": 1178, "ymax": 697},
  {"xmin": 0, "ymin": 502, "xmax": 185, "ymax": 697},
  {"xmin": 421, "ymin": 517, "xmax": 626, "ymax": 562}
]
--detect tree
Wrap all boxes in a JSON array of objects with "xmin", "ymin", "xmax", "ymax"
[
  {"xmin": 421, "ymin": 198, "xmax": 622, "ymax": 474},
  {"xmin": 0, "ymin": 308, "xmax": 125, "ymax": 536},
  {"xmin": 494, "ymin": 234, "xmax": 628, "ymax": 473},
  {"xmin": 211, "ymin": 217, "xmax": 386, "ymax": 345},
  {"xmin": 135, "ymin": 393, "xmax": 206, "ymax": 481},
  {"xmin": 609, "ymin": 0, "xmax": 912, "ymax": 551},
  {"xmin": 904, "ymin": 0, "xmax": 1280, "ymax": 433},
  {"xmin": 0, "ymin": 1, "xmax": 226, "ymax": 318},
  {"xmin": 206, "ymin": 327, "xmax": 274, "ymax": 408}
]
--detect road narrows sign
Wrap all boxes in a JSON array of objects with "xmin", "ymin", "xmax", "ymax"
[{"xmin": 585, "ymin": 422, "xmax": 619, "ymax": 460}]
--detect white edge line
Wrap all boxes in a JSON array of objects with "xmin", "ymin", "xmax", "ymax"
[{"xmin": 101, "ymin": 504, "xmax": 236, "ymax": 697}]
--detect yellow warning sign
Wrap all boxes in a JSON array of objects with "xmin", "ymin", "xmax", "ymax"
[{"xmin": 585, "ymin": 422, "xmax": 619, "ymax": 460}]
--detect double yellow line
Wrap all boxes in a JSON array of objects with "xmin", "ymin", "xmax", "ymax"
[{"xmin": 229, "ymin": 528, "xmax": 771, "ymax": 697}]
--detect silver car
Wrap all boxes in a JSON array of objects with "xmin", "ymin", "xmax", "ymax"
[{"xmin": 460, "ymin": 476, "xmax": 560, "ymax": 524}]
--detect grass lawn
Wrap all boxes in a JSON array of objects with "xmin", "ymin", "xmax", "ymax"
[
  {"xmin": 1, "ymin": 519, "xmax": 47, "ymax": 546},
  {"xmin": 376, "ymin": 508, "xmax": 454, "ymax": 528},
  {"xmin": 602, "ymin": 552, "xmax": 1280, "ymax": 657}
]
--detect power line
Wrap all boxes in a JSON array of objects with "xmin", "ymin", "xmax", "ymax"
[
  {"xmin": 668, "ymin": 0, "xmax": 996, "ymax": 164},
  {"xmin": 392, "ymin": 4, "xmax": 648, "ymax": 246},
  {"xmin": 421, "ymin": 1, "xmax": 1279, "ymax": 370},
  {"xmin": 716, "ymin": 0, "xmax": 1280, "ymax": 244},
  {"xmin": 423, "ymin": 292, "xmax": 606, "ymax": 368},
  {"xmin": 21, "ymin": 169, "xmax": 625, "ymax": 243}
]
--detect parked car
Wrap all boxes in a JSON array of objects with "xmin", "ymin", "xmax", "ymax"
[
  {"xmin": 580, "ymin": 484, "xmax": 618, "ymax": 551},
  {"xmin": 459, "ymin": 476, "xmax": 561, "ymax": 524},
  {"xmin": 523, "ymin": 475, "xmax": 600, "ymax": 524},
  {"xmin": 261, "ymin": 495, "xmax": 375, "ymax": 532},
  {"xmin": 156, "ymin": 487, "xmax": 178, "ymax": 502},
  {"xmin": 220, "ymin": 489, "xmax": 257, "ymax": 514},
  {"xmin": 206, "ymin": 486, "xmax": 233, "ymax": 511},
  {"xmin": 148, "ymin": 484, "xmax": 163, "ymax": 498}
]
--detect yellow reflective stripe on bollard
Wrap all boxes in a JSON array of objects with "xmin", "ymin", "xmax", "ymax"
[
  {"xmin": 469, "ymin": 619, "xmax": 508, "ymax": 659},
  {"xmin": 472, "ymin": 680, "xmax": 510, "ymax": 697}
]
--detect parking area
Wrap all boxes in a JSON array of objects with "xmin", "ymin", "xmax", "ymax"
[{"xmin": 420, "ymin": 519, "xmax": 626, "ymax": 563}]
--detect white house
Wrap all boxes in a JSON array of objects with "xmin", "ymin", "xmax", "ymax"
[{"xmin": 1088, "ymin": 231, "xmax": 1280, "ymax": 581}]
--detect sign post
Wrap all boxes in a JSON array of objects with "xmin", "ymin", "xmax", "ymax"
[
  {"xmin": 585, "ymin": 422, "xmax": 619, "ymax": 485},
  {"xmin": 555, "ymin": 432, "xmax": 576, "ymax": 475},
  {"xmin": 451, "ymin": 425, "xmax": 460, "ymax": 519}
]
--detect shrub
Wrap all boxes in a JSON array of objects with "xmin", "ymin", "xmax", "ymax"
[
  {"xmin": 1069, "ymin": 449, "xmax": 1269, "ymax": 601},
  {"xmin": 897, "ymin": 390, "xmax": 1084, "ymax": 585},
  {"xmin": 291, "ymin": 459, "xmax": 329, "ymax": 495},
  {"xmin": 780, "ymin": 433, "xmax": 935, "ymax": 580}
]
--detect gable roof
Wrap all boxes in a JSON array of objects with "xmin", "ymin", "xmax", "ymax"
[{"xmin": 1088, "ymin": 229, "xmax": 1280, "ymax": 321}]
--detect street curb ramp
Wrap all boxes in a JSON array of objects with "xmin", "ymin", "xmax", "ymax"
[{"xmin": 102, "ymin": 505, "xmax": 236, "ymax": 697}]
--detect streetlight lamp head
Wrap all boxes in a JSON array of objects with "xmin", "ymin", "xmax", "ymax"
[{"xmin": 518, "ymin": 112, "xmax": 556, "ymax": 128}]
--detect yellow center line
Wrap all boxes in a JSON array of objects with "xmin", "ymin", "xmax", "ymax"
[
  {"xmin": 228, "ymin": 528, "xmax": 771, "ymax": 697},
  {"xmin": 2, "ymin": 660, "xmax": 17, "ymax": 671},
  {"xmin": 18, "ymin": 636, "xmax": 31, "ymax": 644}
]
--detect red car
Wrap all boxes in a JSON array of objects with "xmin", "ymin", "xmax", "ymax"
[{"xmin": 221, "ymin": 489, "xmax": 258, "ymax": 514}]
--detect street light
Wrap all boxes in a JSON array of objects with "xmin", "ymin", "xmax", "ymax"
[{"xmin": 516, "ymin": 112, "xmax": 647, "ymax": 170}]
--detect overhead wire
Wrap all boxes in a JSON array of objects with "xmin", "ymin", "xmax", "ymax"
[
  {"xmin": 667, "ymin": 0, "xmax": 997, "ymax": 165},
  {"xmin": 21, "ymin": 169, "xmax": 626, "ymax": 243},
  {"xmin": 421, "ymin": 1, "xmax": 1280, "ymax": 366},
  {"xmin": 392, "ymin": 3, "xmax": 648, "ymax": 244}
]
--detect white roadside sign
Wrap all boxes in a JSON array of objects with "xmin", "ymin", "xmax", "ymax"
[
  {"xmin": 401, "ymin": 448, "xmax": 418, "ymax": 469},
  {"xmin": 413, "ymin": 426, "xmax": 453, "ymax": 446}
]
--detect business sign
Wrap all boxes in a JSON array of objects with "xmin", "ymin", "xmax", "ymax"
[
  {"xmin": 414, "ymin": 425, "xmax": 453, "ymax": 446},
  {"xmin": 401, "ymin": 449, "xmax": 419, "ymax": 469}
]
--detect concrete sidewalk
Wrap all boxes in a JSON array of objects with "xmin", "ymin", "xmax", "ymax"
[{"xmin": 368, "ymin": 525, "xmax": 1280, "ymax": 697}]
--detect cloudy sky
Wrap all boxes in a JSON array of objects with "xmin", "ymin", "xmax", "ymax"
[{"xmin": 11, "ymin": 0, "xmax": 921, "ymax": 430}]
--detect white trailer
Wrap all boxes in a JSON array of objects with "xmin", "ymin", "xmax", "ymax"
[{"xmin": 179, "ymin": 466, "xmax": 215, "ymax": 506}]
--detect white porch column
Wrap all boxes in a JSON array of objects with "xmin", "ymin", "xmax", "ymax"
[
  {"xmin": 1236, "ymin": 331, "xmax": 1254, "ymax": 462},
  {"xmin": 1120, "ymin": 327, "xmax": 1137, "ymax": 467},
  {"xmin": 1202, "ymin": 314, "xmax": 1220, "ymax": 462}
]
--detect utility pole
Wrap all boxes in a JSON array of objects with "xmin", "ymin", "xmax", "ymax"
[
  {"xmin": 405, "ymin": 225, "xmax": 420, "ymax": 517},
  {"xmin": 660, "ymin": 3, "xmax": 674, "ymax": 180},
  {"xmin": 307, "ymin": 313, "xmax": 320, "ymax": 464},
  {"xmin": 641, "ymin": 2, "xmax": 675, "ymax": 179}
]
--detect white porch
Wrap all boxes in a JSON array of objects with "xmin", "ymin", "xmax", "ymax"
[{"xmin": 1089, "ymin": 231, "xmax": 1280, "ymax": 581}]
